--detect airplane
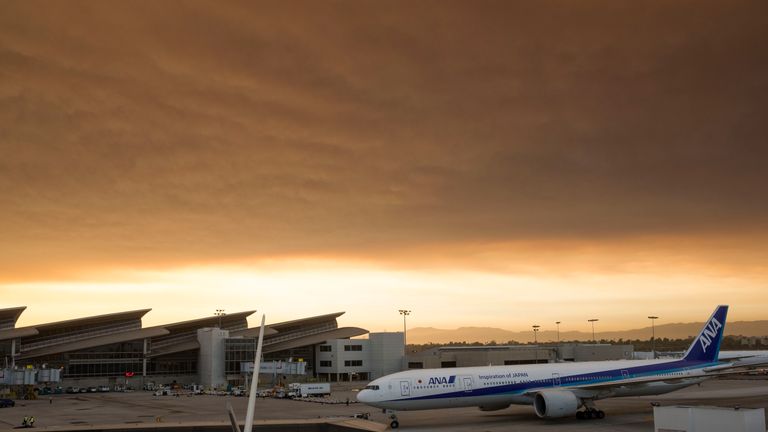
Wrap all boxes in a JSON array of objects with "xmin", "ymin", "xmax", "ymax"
[{"xmin": 357, "ymin": 305, "xmax": 768, "ymax": 429}]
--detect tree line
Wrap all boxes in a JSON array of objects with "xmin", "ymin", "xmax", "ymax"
[{"xmin": 407, "ymin": 335, "xmax": 762, "ymax": 353}]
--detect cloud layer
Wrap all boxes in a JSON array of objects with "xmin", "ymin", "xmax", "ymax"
[{"xmin": 2, "ymin": 1, "xmax": 768, "ymax": 280}]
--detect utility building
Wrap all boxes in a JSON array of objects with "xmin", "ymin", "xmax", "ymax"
[
  {"xmin": 406, "ymin": 344, "xmax": 633, "ymax": 369},
  {"xmin": 408, "ymin": 346, "xmax": 556, "ymax": 369}
]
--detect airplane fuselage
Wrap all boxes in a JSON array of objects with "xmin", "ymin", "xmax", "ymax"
[{"xmin": 358, "ymin": 358, "xmax": 715, "ymax": 411}]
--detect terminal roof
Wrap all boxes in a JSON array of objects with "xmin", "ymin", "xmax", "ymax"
[
  {"xmin": 267, "ymin": 312, "xmax": 345, "ymax": 331},
  {"xmin": 148, "ymin": 310, "xmax": 257, "ymax": 331},
  {"xmin": 0, "ymin": 327, "xmax": 40, "ymax": 341},
  {"xmin": 0, "ymin": 306, "xmax": 26, "ymax": 329},
  {"xmin": 264, "ymin": 326, "xmax": 368, "ymax": 353},
  {"xmin": 22, "ymin": 308, "xmax": 152, "ymax": 331}
]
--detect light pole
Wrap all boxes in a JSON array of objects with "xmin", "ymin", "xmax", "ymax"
[
  {"xmin": 648, "ymin": 316, "xmax": 659, "ymax": 359},
  {"xmin": 588, "ymin": 319, "xmax": 599, "ymax": 343},
  {"xmin": 555, "ymin": 321, "xmax": 561, "ymax": 344},
  {"xmin": 398, "ymin": 310, "xmax": 411, "ymax": 370},
  {"xmin": 215, "ymin": 309, "xmax": 225, "ymax": 328},
  {"xmin": 532, "ymin": 325, "xmax": 540, "ymax": 344}
]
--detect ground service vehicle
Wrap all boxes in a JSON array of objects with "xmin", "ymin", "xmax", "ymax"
[{"xmin": 289, "ymin": 382, "xmax": 331, "ymax": 398}]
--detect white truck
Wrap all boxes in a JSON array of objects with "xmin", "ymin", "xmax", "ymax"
[
  {"xmin": 287, "ymin": 382, "xmax": 331, "ymax": 398},
  {"xmin": 154, "ymin": 387, "xmax": 173, "ymax": 396}
]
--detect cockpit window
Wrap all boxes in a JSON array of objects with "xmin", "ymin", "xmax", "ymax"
[{"xmin": 364, "ymin": 385, "xmax": 380, "ymax": 390}]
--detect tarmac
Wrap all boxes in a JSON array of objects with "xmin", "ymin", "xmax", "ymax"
[{"xmin": 0, "ymin": 377, "xmax": 766, "ymax": 431}]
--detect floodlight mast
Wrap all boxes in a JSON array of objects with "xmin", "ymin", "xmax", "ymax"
[
  {"xmin": 648, "ymin": 316, "xmax": 659, "ymax": 359},
  {"xmin": 588, "ymin": 319, "xmax": 599, "ymax": 342},
  {"xmin": 399, "ymin": 310, "xmax": 411, "ymax": 370}
]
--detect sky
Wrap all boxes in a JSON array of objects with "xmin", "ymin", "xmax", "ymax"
[{"xmin": 1, "ymin": 1, "xmax": 767, "ymax": 335}]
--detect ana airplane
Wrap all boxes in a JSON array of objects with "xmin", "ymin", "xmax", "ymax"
[{"xmin": 358, "ymin": 305, "xmax": 768, "ymax": 429}]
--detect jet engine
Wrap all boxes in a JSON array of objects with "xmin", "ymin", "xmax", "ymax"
[{"xmin": 533, "ymin": 390, "xmax": 580, "ymax": 418}]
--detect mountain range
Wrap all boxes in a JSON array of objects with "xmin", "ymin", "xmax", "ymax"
[{"xmin": 407, "ymin": 320, "xmax": 768, "ymax": 344}]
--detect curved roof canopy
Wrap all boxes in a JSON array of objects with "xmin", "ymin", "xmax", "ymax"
[
  {"xmin": 264, "ymin": 327, "xmax": 368, "ymax": 353},
  {"xmin": 0, "ymin": 306, "xmax": 26, "ymax": 329},
  {"xmin": 24, "ymin": 309, "xmax": 152, "ymax": 332},
  {"xmin": 149, "ymin": 310, "xmax": 256, "ymax": 332},
  {"xmin": 0, "ymin": 327, "xmax": 39, "ymax": 341},
  {"xmin": 268, "ymin": 312, "xmax": 345, "ymax": 332}
]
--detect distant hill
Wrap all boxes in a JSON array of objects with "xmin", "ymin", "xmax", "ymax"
[{"xmin": 407, "ymin": 321, "xmax": 768, "ymax": 344}]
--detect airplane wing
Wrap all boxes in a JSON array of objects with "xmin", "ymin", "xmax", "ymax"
[
  {"xmin": 522, "ymin": 375, "xmax": 699, "ymax": 400},
  {"xmin": 717, "ymin": 351, "xmax": 768, "ymax": 362},
  {"xmin": 703, "ymin": 356, "xmax": 768, "ymax": 374}
]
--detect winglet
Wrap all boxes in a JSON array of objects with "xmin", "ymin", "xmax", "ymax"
[{"xmin": 682, "ymin": 305, "xmax": 728, "ymax": 363}]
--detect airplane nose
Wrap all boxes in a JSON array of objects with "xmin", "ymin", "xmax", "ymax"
[{"xmin": 357, "ymin": 389, "xmax": 372, "ymax": 403}]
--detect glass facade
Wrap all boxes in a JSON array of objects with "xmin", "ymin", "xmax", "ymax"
[
  {"xmin": 149, "ymin": 350, "xmax": 197, "ymax": 376},
  {"xmin": 23, "ymin": 341, "xmax": 197, "ymax": 378},
  {"xmin": 63, "ymin": 341, "xmax": 144, "ymax": 377},
  {"xmin": 224, "ymin": 338, "xmax": 255, "ymax": 376},
  {"xmin": 224, "ymin": 338, "xmax": 317, "ymax": 376}
]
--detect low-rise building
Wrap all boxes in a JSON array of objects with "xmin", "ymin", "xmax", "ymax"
[{"xmin": 405, "ymin": 343, "xmax": 633, "ymax": 369}]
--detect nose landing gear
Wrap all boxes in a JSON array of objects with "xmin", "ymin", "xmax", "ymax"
[{"xmin": 384, "ymin": 409, "xmax": 400, "ymax": 429}]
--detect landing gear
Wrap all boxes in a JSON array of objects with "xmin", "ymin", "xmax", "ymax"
[
  {"xmin": 385, "ymin": 410, "xmax": 400, "ymax": 429},
  {"xmin": 576, "ymin": 408, "xmax": 605, "ymax": 420}
]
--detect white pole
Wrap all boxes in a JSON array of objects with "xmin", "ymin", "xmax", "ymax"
[{"xmin": 243, "ymin": 314, "xmax": 266, "ymax": 432}]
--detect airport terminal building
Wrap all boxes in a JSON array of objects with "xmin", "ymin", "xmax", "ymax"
[{"xmin": 0, "ymin": 306, "xmax": 371, "ymax": 389}]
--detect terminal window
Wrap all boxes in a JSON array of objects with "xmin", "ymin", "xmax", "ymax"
[
  {"xmin": 344, "ymin": 345, "xmax": 363, "ymax": 351},
  {"xmin": 344, "ymin": 360, "xmax": 363, "ymax": 366},
  {"xmin": 319, "ymin": 345, "xmax": 332, "ymax": 352},
  {"xmin": 320, "ymin": 360, "xmax": 332, "ymax": 367}
]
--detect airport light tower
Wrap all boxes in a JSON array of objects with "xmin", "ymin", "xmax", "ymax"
[
  {"xmin": 555, "ymin": 321, "xmax": 561, "ymax": 343},
  {"xmin": 588, "ymin": 318, "xmax": 599, "ymax": 343},
  {"xmin": 648, "ymin": 316, "xmax": 659, "ymax": 359},
  {"xmin": 215, "ymin": 309, "xmax": 225, "ymax": 328},
  {"xmin": 532, "ymin": 325, "xmax": 540, "ymax": 344},
  {"xmin": 399, "ymin": 310, "xmax": 411, "ymax": 370}
]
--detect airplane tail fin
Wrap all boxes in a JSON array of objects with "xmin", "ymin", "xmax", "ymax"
[{"xmin": 682, "ymin": 305, "xmax": 728, "ymax": 363}]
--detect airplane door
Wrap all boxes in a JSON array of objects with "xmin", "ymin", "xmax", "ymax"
[
  {"xmin": 400, "ymin": 380, "xmax": 411, "ymax": 397},
  {"xmin": 621, "ymin": 370, "xmax": 629, "ymax": 380},
  {"xmin": 462, "ymin": 376, "xmax": 473, "ymax": 393},
  {"xmin": 552, "ymin": 373, "xmax": 561, "ymax": 387}
]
